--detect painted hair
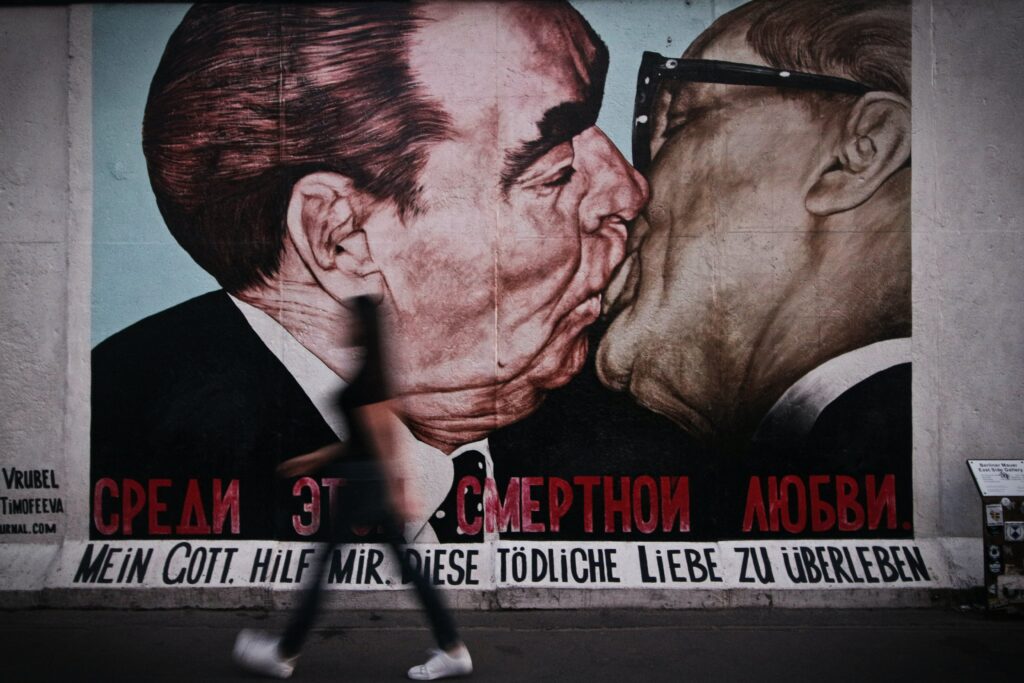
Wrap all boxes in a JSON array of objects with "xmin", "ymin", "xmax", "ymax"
[
  {"xmin": 688, "ymin": 0, "xmax": 910, "ymax": 99},
  {"xmin": 143, "ymin": 4, "xmax": 451, "ymax": 292}
]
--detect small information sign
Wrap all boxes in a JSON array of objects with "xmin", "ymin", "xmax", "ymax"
[
  {"xmin": 967, "ymin": 460, "xmax": 1024, "ymax": 609},
  {"xmin": 968, "ymin": 460, "xmax": 1024, "ymax": 497}
]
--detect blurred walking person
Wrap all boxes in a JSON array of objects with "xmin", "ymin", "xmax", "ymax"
[{"xmin": 233, "ymin": 296, "xmax": 472, "ymax": 680}]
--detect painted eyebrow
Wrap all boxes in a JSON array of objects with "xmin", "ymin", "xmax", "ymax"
[{"xmin": 500, "ymin": 100, "xmax": 599, "ymax": 193}]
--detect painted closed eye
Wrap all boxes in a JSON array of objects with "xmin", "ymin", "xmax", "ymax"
[
  {"xmin": 515, "ymin": 141, "xmax": 576, "ymax": 195},
  {"xmin": 661, "ymin": 116, "xmax": 688, "ymax": 139},
  {"xmin": 662, "ymin": 104, "xmax": 708, "ymax": 140},
  {"xmin": 542, "ymin": 166, "xmax": 576, "ymax": 188}
]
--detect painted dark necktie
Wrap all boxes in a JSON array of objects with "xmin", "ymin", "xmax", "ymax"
[{"xmin": 428, "ymin": 450, "xmax": 486, "ymax": 543}]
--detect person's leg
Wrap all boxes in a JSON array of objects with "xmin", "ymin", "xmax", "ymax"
[
  {"xmin": 235, "ymin": 487, "xmax": 351, "ymax": 679},
  {"xmin": 386, "ymin": 528, "xmax": 459, "ymax": 648},
  {"xmin": 278, "ymin": 538, "xmax": 342, "ymax": 656},
  {"xmin": 280, "ymin": 467, "xmax": 372, "ymax": 656},
  {"xmin": 382, "ymin": 516, "xmax": 471, "ymax": 679}
]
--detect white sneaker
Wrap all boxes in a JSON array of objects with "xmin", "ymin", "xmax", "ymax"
[
  {"xmin": 407, "ymin": 646, "xmax": 473, "ymax": 680},
  {"xmin": 233, "ymin": 629, "xmax": 297, "ymax": 679}
]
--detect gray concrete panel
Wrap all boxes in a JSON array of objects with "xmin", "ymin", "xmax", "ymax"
[
  {"xmin": 0, "ymin": 8, "xmax": 69, "ymax": 246},
  {"xmin": 913, "ymin": 0, "xmax": 1024, "ymax": 541}
]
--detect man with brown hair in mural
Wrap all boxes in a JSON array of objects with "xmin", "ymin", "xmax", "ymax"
[
  {"xmin": 90, "ymin": 1, "xmax": 646, "ymax": 549},
  {"xmin": 598, "ymin": 0, "xmax": 912, "ymax": 479}
]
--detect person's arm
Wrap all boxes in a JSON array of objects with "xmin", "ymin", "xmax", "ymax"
[
  {"xmin": 275, "ymin": 441, "xmax": 348, "ymax": 478},
  {"xmin": 356, "ymin": 398, "xmax": 420, "ymax": 523}
]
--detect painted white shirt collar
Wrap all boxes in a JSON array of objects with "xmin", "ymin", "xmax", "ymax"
[
  {"xmin": 228, "ymin": 294, "xmax": 493, "ymax": 542},
  {"xmin": 754, "ymin": 337, "xmax": 911, "ymax": 444}
]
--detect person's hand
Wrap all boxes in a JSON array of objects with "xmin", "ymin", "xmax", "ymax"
[
  {"xmin": 276, "ymin": 442, "xmax": 346, "ymax": 478},
  {"xmin": 390, "ymin": 479, "xmax": 423, "ymax": 525}
]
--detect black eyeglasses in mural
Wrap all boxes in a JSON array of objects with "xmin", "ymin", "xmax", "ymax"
[{"xmin": 632, "ymin": 51, "xmax": 872, "ymax": 173}]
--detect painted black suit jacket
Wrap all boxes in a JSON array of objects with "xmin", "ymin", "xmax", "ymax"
[
  {"xmin": 491, "ymin": 349, "xmax": 912, "ymax": 541},
  {"xmin": 94, "ymin": 291, "xmax": 906, "ymax": 542},
  {"xmin": 92, "ymin": 293, "xmax": 705, "ymax": 542},
  {"xmin": 91, "ymin": 290, "xmax": 337, "ymax": 539},
  {"xmin": 488, "ymin": 331, "xmax": 714, "ymax": 541},
  {"xmin": 735, "ymin": 362, "xmax": 914, "ymax": 539}
]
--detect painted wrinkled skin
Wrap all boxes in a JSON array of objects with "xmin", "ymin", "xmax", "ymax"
[
  {"xmin": 364, "ymin": 2, "xmax": 648, "ymax": 449},
  {"xmin": 597, "ymin": 23, "xmax": 910, "ymax": 446}
]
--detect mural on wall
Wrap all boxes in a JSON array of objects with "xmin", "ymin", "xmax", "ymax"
[{"xmin": 86, "ymin": 0, "xmax": 915, "ymax": 586}]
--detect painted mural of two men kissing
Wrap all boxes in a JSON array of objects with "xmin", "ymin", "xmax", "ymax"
[{"xmin": 91, "ymin": 0, "xmax": 912, "ymax": 553}]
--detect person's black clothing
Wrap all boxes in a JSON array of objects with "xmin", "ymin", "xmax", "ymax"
[
  {"xmin": 280, "ymin": 295, "xmax": 460, "ymax": 657},
  {"xmin": 279, "ymin": 461, "xmax": 459, "ymax": 657},
  {"xmin": 336, "ymin": 295, "xmax": 391, "ymax": 464}
]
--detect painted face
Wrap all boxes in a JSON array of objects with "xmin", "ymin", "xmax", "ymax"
[
  {"xmin": 597, "ymin": 28, "xmax": 833, "ymax": 439},
  {"xmin": 364, "ymin": 2, "xmax": 647, "ymax": 446}
]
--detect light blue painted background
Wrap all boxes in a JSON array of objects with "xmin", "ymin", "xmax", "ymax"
[{"xmin": 92, "ymin": 1, "xmax": 747, "ymax": 344}]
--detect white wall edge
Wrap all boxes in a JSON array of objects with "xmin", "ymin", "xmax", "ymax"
[{"xmin": 65, "ymin": 3, "xmax": 92, "ymax": 543}]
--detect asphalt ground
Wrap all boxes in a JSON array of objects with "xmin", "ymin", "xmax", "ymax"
[{"xmin": 1, "ymin": 607, "xmax": 1022, "ymax": 682}]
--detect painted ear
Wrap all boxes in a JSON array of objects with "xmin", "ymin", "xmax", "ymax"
[
  {"xmin": 805, "ymin": 92, "xmax": 910, "ymax": 216},
  {"xmin": 285, "ymin": 172, "xmax": 381, "ymax": 296}
]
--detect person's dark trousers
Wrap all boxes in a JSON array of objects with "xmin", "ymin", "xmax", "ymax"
[{"xmin": 279, "ymin": 463, "xmax": 460, "ymax": 657}]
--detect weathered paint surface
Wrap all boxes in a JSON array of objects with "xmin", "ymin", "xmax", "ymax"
[{"xmin": 1, "ymin": 1, "xmax": 1023, "ymax": 608}]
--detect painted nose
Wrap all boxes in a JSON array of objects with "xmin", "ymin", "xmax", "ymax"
[{"xmin": 577, "ymin": 127, "xmax": 650, "ymax": 234}]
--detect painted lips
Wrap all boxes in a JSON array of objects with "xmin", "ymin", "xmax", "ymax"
[
  {"xmin": 571, "ymin": 292, "xmax": 602, "ymax": 325},
  {"xmin": 541, "ymin": 291, "xmax": 603, "ymax": 334}
]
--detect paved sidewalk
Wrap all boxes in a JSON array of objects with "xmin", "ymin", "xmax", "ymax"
[{"xmin": 1, "ymin": 608, "xmax": 1021, "ymax": 682}]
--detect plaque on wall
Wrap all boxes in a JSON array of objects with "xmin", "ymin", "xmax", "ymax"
[
  {"xmin": 968, "ymin": 460, "xmax": 1024, "ymax": 609},
  {"xmin": 968, "ymin": 460, "xmax": 1024, "ymax": 497}
]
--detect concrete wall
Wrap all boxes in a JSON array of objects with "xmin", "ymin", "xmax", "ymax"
[
  {"xmin": 0, "ymin": 7, "xmax": 70, "ymax": 516},
  {"xmin": 1, "ymin": 1, "xmax": 1022, "ymax": 607},
  {"xmin": 912, "ymin": 0, "xmax": 1024, "ymax": 538},
  {"xmin": 909, "ymin": 0, "xmax": 1024, "ymax": 589}
]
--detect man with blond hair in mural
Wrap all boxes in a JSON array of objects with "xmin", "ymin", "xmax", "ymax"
[{"xmin": 598, "ymin": 0, "xmax": 912, "ymax": 484}]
